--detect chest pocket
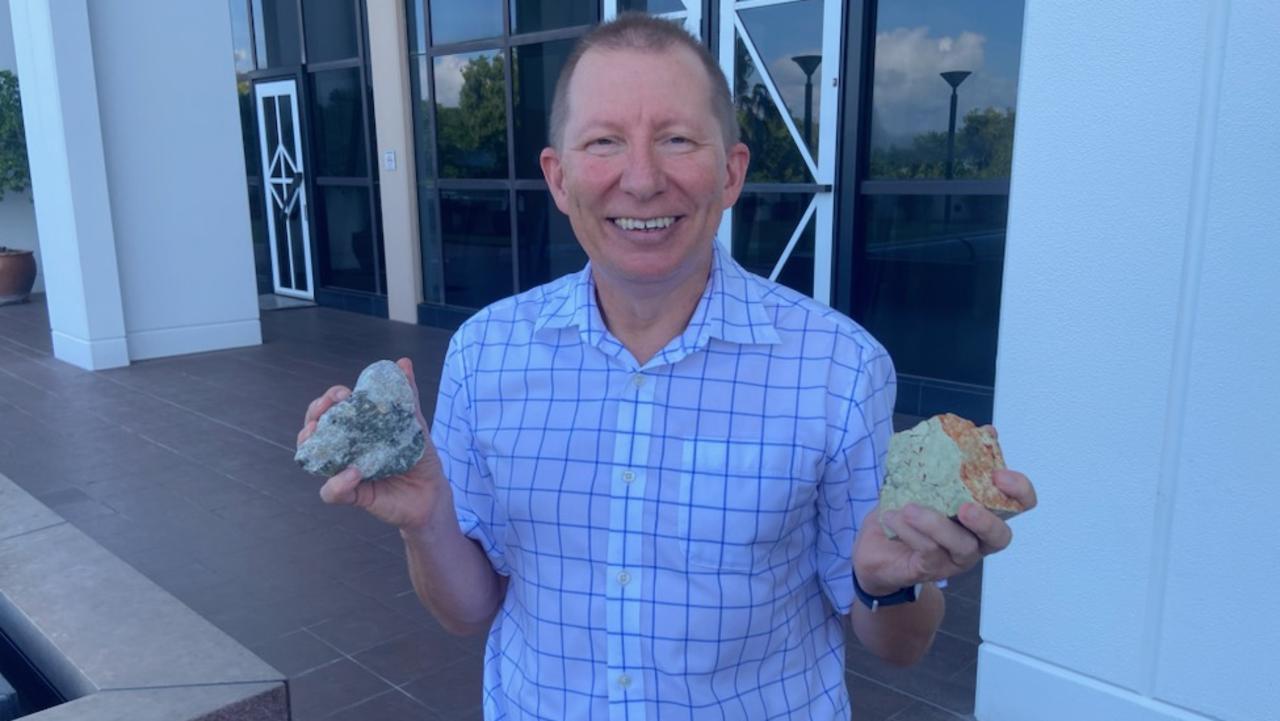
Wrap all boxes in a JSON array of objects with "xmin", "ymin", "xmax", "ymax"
[{"xmin": 678, "ymin": 438, "xmax": 813, "ymax": 572}]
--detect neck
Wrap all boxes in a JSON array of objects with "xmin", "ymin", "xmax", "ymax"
[{"xmin": 593, "ymin": 252, "xmax": 712, "ymax": 366}]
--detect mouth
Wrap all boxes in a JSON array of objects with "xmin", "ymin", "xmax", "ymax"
[{"xmin": 609, "ymin": 215, "xmax": 680, "ymax": 233}]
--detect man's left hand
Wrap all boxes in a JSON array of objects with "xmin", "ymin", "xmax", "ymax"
[{"xmin": 853, "ymin": 469, "xmax": 1038, "ymax": 596}]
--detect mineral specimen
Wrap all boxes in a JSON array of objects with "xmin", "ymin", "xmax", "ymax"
[
  {"xmin": 294, "ymin": 360, "xmax": 426, "ymax": 481},
  {"xmin": 878, "ymin": 413, "xmax": 1024, "ymax": 538}
]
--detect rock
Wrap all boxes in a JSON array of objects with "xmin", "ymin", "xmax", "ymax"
[
  {"xmin": 295, "ymin": 360, "xmax": 426, "ymax": 481},
  {"xmin": 878, "ymin": 413, "xmax": 1024, "ymax": 538}
]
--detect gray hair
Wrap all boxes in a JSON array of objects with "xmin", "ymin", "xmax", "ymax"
[{"xmin": 548, "ymin": 12, "xmax": 739, "ymax": 151}]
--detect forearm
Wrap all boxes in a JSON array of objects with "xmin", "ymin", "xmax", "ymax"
[
  {"xmin": 400, "ymin": 490, "xmax": 506, "ymax": 636},
  {"xmin": 849, "ymin": 582, "xmax": 945, "ymax": 667}
]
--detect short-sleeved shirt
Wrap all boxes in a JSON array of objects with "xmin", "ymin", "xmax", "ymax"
[{"xmin": 431, "ymin": 243, "xmax": 896, "ymax": 721}]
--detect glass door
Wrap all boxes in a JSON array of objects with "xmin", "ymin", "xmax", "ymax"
[{"xmin": 254, "ymin": 78, "xmax": 315, "ymax": 300}]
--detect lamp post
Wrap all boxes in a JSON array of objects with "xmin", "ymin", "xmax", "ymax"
[
  {"xmin": 791, "ymin": 54, "xmax": 822, "ymax": 150},
  {"xmin": 940, "ymin": 70, "xmax": 971, "ymax": 180}
]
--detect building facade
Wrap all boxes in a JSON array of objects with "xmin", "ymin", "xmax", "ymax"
[{"xmin": 229, "ymin": 0, "xmax": 1024, "ymax": 423}]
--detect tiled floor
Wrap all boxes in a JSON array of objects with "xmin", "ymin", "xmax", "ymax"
[{"xmin": 0, "ymin": 296, "xmax": 980, "ymax": 721}]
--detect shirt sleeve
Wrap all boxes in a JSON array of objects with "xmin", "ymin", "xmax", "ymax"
[
  {"xmin": 816, "ymin": 337, "xmax": 896, "ymax": 614},
  {"xmin": 430, "ymin": 332, "xmax": 510, "ymax": 576}
]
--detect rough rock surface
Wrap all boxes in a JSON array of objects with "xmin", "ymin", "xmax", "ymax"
[
  {"xmin": 295, "ymin": 360, "xmax": 425, "ymax": 481},
  {"xmin": 878, "ymin": 413, "xmax": 1023, "ymax": 538}
]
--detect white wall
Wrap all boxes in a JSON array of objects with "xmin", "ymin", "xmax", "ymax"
[
  {"xmin": 84, "ymin": 0, "xmax": 260, "ymax": 360},
  {"xmin": 978, "ymin": 2, "xmax": 1279, "ymax": 721},
  {"xmin": 0, "ymin": 0, "xmax": 42, "ymax": 293}
]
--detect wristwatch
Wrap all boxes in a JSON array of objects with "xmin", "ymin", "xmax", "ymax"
[{"xmin": 853, "ymin": 570, "xmax": 924, "ymax": 612}]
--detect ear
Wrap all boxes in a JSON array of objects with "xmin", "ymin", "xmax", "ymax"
[
  {"xmin": 720, "ymin": 142, "xmax": 751, "ymax": 210},
  {"xmin": 540, "ymin": 146, "xmax": 572, "ymax": 215}
]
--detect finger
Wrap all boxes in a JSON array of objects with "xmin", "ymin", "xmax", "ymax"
[
  {"xmin": 319, "ymin": 467, "xmax": 362, "ymax": 505},
  {"xmin": 296, "ymin": 420, "xmax": 317, "ymax": 447},
  {"xmin": 304, "ymin": 385, "xmax": 352, "ymax": 426},
  {"xmin": 900, "ymin": 503, "xmax": 981, "ymax": 568},
  {"xmin": 993, "ymin": 469, "xmax": 1037, "ymax": 510},
  {"xmin": 397, "ymin": 357, "xmax": 429, "ymax": 427},
  {"xmin": 882, "ymin": 507, "xmax": 942, "ymax": 556},
  {"xmin": 956, "ymin": 502, "xmax": 1014, "ymax": 555},
  {"xmin": 982, "ymin": 424, "xmax": 998, "ymax": 439}
]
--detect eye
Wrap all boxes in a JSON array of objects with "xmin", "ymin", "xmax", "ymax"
[
  {"xmin": 587, "ymin": 137, "xmax": 617, "ymax": 149},
  {"xmin": 667, "ymin": 136, "xmax": 691, "ymax": 145}
]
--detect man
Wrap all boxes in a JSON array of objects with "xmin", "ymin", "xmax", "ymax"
[{"xmin": 298, "ymin": 13, "xmax": 1036, "ymax": 720}]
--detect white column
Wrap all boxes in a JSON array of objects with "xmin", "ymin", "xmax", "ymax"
[
  {"xmin": 9, "ymin": 0, "xmax": 128, "ymax": 369},
  {"xmin": 367, "ymin": 0, "xmax": 423, "ymax": 324}
]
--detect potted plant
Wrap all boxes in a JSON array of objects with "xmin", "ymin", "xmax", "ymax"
[{"xmin": 0, "ymin": 69, "xmax": 35, "ymax": 305}]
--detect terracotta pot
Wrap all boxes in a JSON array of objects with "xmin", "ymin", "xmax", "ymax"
[{"xmin": 0, "ymin": 248, "xmax": 37, "ymax": 305}]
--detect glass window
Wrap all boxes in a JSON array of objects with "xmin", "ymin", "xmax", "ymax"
[
  {"xmin": 440, "ymin": 191, "xmax": 513, "ymax": 308},
  {"xmin": 434, "ymin": 50, "xmax": 508, "ymax": 179},
  {"xmin": 229, "ymin": 0, "xmax": 255, "ymax": 74},
  {"xmin": 252, "ymin": 0, "xmax": 301, "ymax": 68},
  {"xmin": 854, "ymin": 194, "xmax": 1008, "ymax": 386},
  {"xmin": 512, "ymin": 39, "xmax": 575, "ymax": 178},
  {"xmin": 735, "ymin": 37, "xmax": 811, "ymax": 183},
  {"xmin": 510, "ymin": 0, "xmax": 596, "ymax": 35},
  {"xmin": 430, "ymin": 0, "xmax": 503, "ymax": 45},
  {"xmin": 303, "ymin": 0, "xmax": 359, "ymax": 63},
  {"xmin": 517, "ymin": 190, "xmax": 585, "ymax": 290},
  {"xmin": 406, "ymin": 0, "xmax": 427, "ymax": 54},
  {"xmin": 311, "ymin": 67, "xmax": 368, "ymax": 177},
  {"xmin": 619, "ymin": 0, "xmax": 686, "ymax": 13},
  {"xmin": 417, "ymin": 185, "xmax": 444, "ymax": 304},
  {"xmin": 316, "ymin": 185, "xmax": 377, "ymax": 292},
  {"xmin": 409, "ymin": 56, "xmax": 436, "ymax": 183},
  {"xmin": 867, "ymin": 0, "xmax": 1024, "ymax": 179},
  {"xmin": 733, "ymin": 192, "xmax": 814, "ymax": 296},
  {"xmin": 239, "ymin": 85, "xmax": 260, "ymax": 178},
  {"xmin": 739, "ymin": 0, "xmax": 823, "ymax": 160}
]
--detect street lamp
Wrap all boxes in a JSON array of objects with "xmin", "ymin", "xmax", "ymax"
[
  {"xmin": 940, "ymin": 70, "xmax": 971, "ymax": 180},
  {"xmin": 791, "ymin": 54, "xmax": 822, "ymax": 150}
]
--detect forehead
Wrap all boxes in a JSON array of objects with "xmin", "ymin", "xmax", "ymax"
[{"xmin": 564, "ymin": 45, "xmax": 715, "ymax": 128}]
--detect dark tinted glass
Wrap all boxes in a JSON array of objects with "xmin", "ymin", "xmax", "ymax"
[
  {"xmin": 316, "ymin": 185, "xmax": 377, "ymax": 292},
  {"xmin": 247, "ymin": 184, "xmax": 272, "ymax": 294},
  {"xmin": 517, "ymin": 191, "xmax": 586, "ymax": 290},
  {"xmin": 512, "ymin": 39, "xmax": 574, "ymax": 178},
  {"xmin": 510, "ymin": 0, "xmax": 596, "ymax": 34},
  {"xmin": 440, "ymin": 191, "xmax": 513, "ymax": 308},
  {"xmin": 252, "ymin": 0, "xmax": 301, "ymax": 68},
  {"xmin": 739, "ymin": 0, "xmax": 823, "ymax": 159},
  {"xmin": 406, "ymin": 0, "xmax": 427, "ymax": 54},
  {"xmin": 239, "ymin": 85, "xmax": 260, "ymax": 177},
  {"xmin": 430, "ymin": 0, "xmax": 503, "ymax": 45},
  {"xmin": 409, "ymin": 56, "xmax": 436, "ymax": 182},
  {"xmin": 229, "ymin": 0, "xmax": 255, "ymax": 73},
  {"xmin": 311, "ymin": 67, "xmax": 368, "ymax": 177},
  {"xmin": 417, "ymin": 186, "xmax": 444, "ymax": 303},
  {"xmin": 854, "ymin": 194, "xmax": 1007, "ymax": 385},
  {"xmin": 735, "ymin": 37, "xmax": 811, "ymax": 183},
  {"xmin": 868, "ymin": 0, "xmax": 1024, "ymax": 179},
  {"xmin": 733, "ymin": 192, "xmax": 814, "ymax": 296},
  {"xmin": 619, "ymin": 0, "xmax": 685, "ymax": 13},
  {"xmin": 435, "ymin": 51, "xmax": 508, "ymax": 179},
  {"xmin": 303, "ymin": 0, "xmax": 359, "ymax": 63}
]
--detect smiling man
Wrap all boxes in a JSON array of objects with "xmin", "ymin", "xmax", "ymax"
[{"xmin": 299, "ymin": 12, "xmax": 1036, "ymax": 721}]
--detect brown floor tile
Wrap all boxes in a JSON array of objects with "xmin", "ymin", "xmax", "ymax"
[
  {"xmin": 289, "ymin": 658, "xmax": 393, "ymax": 720},
  {"xmin": 250, "ymin": 629, "xmax": 342, "ymax": 677},
  {"xmin": 352, "ymin": 626, "xmax": 473, "ymax": 687},
  {"xmin": 324, "ymin": 689, "xmax": 435, "ymax": 721},
  {"xmin": 307, "ymin": 598, "xmax": 427, "ymax": 655},
  {"xmin": 401, "ymin": 655, "xmax": 486, "ymax": 719}
]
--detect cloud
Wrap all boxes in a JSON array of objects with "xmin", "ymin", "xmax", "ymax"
[{"xmin": 432, "ymin": 54, "xmax": 473, "ymax": 107}]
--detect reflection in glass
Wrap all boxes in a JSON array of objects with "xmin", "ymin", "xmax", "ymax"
[
  {"xmin": 430, "ymin": 0, "xmax": 503, "ymax": 45},
  {"xmin": 247, "ymin": 184, "xmax": 272, "ymax": 294},
  {"xmin": 303, "ymin": 0, "xmax": 359, "ymax": 63},
  {"xmin": 739, "ymin": 0, "xmax": 823, "ymax": 159},
  {"xmin": 229, "ymin": 0, "xmax": 255, "ymax": 74},
  {"xmin": 316, "ymin": 185, "xmax": 377, "ymax": 292},
  {"xmin": 517, "ymin": 191, "xmax": 586, "ymax": 290},
  {"xmin": 435, "ymin": 51, "xmax": 508, "ymax": 179},
  {"xmin": 735, "ymin": 37, "xmax": 811, "ymax": 183},
  {"xmin": 311, "ymin": 68, "xmax": 368, "ymax": 177},
  {"xmin": 854, "ymin": 194, "xmax": 1008, "ymax": 385},
  {"xmin": 619, "ymin": 0, "xmax": 685, "ymax": 13},
  {"xmin": 417, "ymin": 185, "xmax": 444, "ymax": 304},
  {"xmin": 511, "ymin": 0, "xmax": 595, "ymax": 34},
  {"xmin": 251, "ymin": 0, "xmax": 301, "ymax": 68},
  {"xmin": 238, "ymin": 84, "xmax": 260, "ymax": 178},
  {"xmin": 733, "ymin": 192, "xmax": 814, "ymax": 296},
  {"xmin": 513, "ymin": 40, "xmax": 574, "ymax": 178},
  {"xmin": 406, "ymin": 0, "xmax": 427, "ymax": 54},
  {"xmin": 440, "ymin": 191, "xmax": 513, "ymax": 308},
  {"xmin": 409, "ymin": 56, "xmax": 436, "ymax": 183},
  {"xmin": 867, "ymin": 0, "xmax": 1024, "ymax": 179}
]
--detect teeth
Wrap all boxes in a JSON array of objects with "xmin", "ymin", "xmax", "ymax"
[{"xmin": 614, "ymin": 216, "xmax": 675, "ymax": 231}]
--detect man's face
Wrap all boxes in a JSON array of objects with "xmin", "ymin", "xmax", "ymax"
[{"xmin": 540, "ymin": 46, "xmax": 749, "ymax": 290}]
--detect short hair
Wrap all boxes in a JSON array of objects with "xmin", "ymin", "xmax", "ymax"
[{"xmin": 548, "ymin": 12, "xmax": 739, "ymax": 151}]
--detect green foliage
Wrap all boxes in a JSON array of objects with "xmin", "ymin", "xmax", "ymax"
[
  {"xmin": 868, "ymin": 107, "xmax": 1016, "ymax": 180},
  {"xmin": 436, "ymin": 54, "xmax": 508, "ymax": 178},
  {"xmin": 0, "ymin": 70, "xmax": 30, "ymax": 202}
]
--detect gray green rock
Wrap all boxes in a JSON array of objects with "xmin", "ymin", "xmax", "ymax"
[{"xmin": 294, "ymin": 360, "xmax": 425, "ymax": 481}]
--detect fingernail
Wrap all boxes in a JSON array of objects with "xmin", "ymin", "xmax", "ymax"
[{"xmin": 337, "ymin": 389, "xmax": 350, "ymax": 400}]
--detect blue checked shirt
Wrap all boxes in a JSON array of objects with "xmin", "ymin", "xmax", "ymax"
[{"xmin": 431, "ymin": 244, "xmax": 896, "ymax": 720}]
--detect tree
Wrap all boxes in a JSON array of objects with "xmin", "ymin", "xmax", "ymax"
[
  {"xmin": 0, "ymin": 71, "xmax": 30, "ymax": 202},
  {"xmin": 437, "ymin": 54, "xmax": 508, "ymax": 178}
]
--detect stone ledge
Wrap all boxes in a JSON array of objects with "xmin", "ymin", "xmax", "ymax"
[{"xmin": 0, "ymin": 473, "xmax": 288, "ymax": 720}]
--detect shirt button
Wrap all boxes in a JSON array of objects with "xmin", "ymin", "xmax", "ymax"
[
  {"xmin": 632, "ymin": 375, "xmax": 645, "ymax": 388},
  {"xmin": 617, "ymin": 674, "xmax": 632, "ymax": 689},
  {"xmin": 617, "ymin": 570, "xmax": 631, "ymax": 586},
  {"xmin": 621, "ymin": 470, "xmax": 636, "ymax": 483}
]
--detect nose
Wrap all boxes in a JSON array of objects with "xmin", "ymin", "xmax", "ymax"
[{"xmin": 619, "ymin": 143, "xmax": 666, "ymax": 200}]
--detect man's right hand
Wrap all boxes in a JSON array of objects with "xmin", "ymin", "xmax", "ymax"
[{"xmin": 297, "ymin": 357, "xmax": 448, "ymax": 532}]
